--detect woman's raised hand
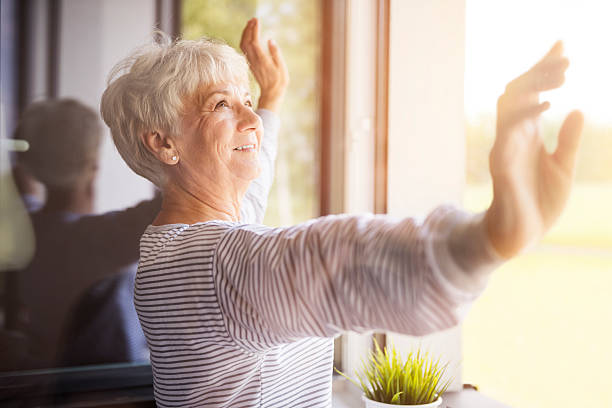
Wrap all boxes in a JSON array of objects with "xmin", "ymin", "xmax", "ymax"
[
  {"xmin": 485, "ymin": 41, "xmax": 584, "ymax": 258},
  {"xmin": 240, "ymin": 18, "xmax": 289, "ymax": 113}
]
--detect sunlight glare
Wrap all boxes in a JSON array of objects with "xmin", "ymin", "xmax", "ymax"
[{"xmin": 465, "ymin": 0, "xmax": 612, "ymax": 124}]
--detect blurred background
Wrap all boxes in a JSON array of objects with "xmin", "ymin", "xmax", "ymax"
[{"xmin": 462, "ymin": 1, "xmax": 612, "ymax": 407}]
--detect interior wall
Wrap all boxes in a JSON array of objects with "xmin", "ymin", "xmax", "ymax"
[
  {"xmin": 388, "ymin": 0, "xmax": 466, "ymax": 216},
  {"xmin": 58, "ymin": 0, "xmax": 156, "ymax": 213}
]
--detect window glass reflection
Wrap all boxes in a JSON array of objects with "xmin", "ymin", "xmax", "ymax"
[
  {"xmin": 0, "ymin": 0, "xmax": 321, "ymax": 374},
  {"xmin": 4, "ymin": 99, "xmax": 160, "ymax": 370}
]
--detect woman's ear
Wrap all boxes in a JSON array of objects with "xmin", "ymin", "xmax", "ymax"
[{"xmin": 141, "ymin": 131, "xmax": 180, "ymax": 165}]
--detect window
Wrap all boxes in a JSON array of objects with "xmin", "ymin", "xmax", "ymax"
[
  {"xmin": 1, "ymin": 0, "xmax": 159, "ymax": 375},
  {"xmin": 182, "ymin": 0, "xmax": 358, "ymax": 372},
  {"xmin": 463, "ymin": 1, "xmax": 612, "ymax": 407},
  {"xmin": 0, "ymin": 1, "xmax": 326, "ymax": 404}
]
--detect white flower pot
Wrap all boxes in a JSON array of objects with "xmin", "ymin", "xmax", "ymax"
[{"xmin": 362, "ymin": 395, "xmax": 443, "ymax": 408}]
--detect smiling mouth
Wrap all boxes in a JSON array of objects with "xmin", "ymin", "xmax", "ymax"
[{"xmin": 233, "ymin": 144, "xmax": 257, "ymax": 152}]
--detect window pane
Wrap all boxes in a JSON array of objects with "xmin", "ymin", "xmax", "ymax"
[
  {"xmin": 182, "ymin": 0, "xmax": 321, "ymax": 226},
  {"xmin": 464, "ymin": 1, "xmax": 612, "ymax": 407}
]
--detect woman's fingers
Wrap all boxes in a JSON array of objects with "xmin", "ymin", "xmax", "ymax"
[
  {"xmin": 505, "ymin": 57, "xmax": 569, "ymax": 95},
  {"xmin": 541, "ymin": 40, "xmax": 564, "ymax": 61},
  {"xmin": 240, "ymin": 18, "xmax": 264, "ymax": 62},
  {"xmin": 499, "ymin": 101, "xmax": 550, "ymax": 131},
  {"xmin": 239, "ymin": 17, "xmax": 288, "ymax": 112},
  {"xmin": 239, "ymin": 18, "xmax": 254, "ymax": 53},
  {"xmin": 251, "ymin": 18, "xmax": 260, "ymax": 46},
  {"xmin": 531, "ymin": 57, "xmax": 569, "ymax": 92},
  {"xmin": 268, "ymin": 39, "xmax": 287, "ymax": 71},
  {"xmin": 534, "ymin": 55, "xmax": 569, "ymax": 76},
  {"xmin": 535, "ymin": 41, "xmax": 566, "ymax": 75},
  {"xmin": 504, "ymin": 40, "xmax": 567, "ymax": 97},
  {"xmin": 241, "ymin": 18, "xmax": 287, "ymax": 84},
  {"xmin": 267, "ymin": 39, "xmax": 279, "ymax": 65},
  {"xmin": 552, "ymin": 110, "xmax": 584, "ymax": 174}
]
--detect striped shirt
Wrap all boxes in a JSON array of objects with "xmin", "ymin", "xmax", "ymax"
[{"xmin": 134, "ymin": 111, "xmax": 502, "ymax": 407}]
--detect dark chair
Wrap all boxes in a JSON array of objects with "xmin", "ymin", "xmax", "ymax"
[{"xmin": 59, "ymin": 269, "xmax": 149, "ymax": 367}]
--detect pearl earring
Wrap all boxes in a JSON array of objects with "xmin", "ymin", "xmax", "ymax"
[{"xmin": 171, "ymin": 155, "xmax": 177, "ymax": 161}]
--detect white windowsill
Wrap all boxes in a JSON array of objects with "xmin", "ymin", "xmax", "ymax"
[{"xmin": 332, "ymin": 377, "xmax": 512, "ymax": 408}]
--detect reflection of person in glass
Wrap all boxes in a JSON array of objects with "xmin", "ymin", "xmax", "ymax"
[
  {"xmin": 101, "ymin": 18, "xmax": 583, "ymax": 407},
  {"xmin": 13, "ymin": 99, "xmax": 160, "ymax": 369}
]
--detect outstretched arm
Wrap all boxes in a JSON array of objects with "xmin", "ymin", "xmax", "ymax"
[
  {"xmin": 239, "ymin": 18, "xmax": 289, "ymax": 223},
  {"xmin": 484, "ymin": 41, "xmax": 584, "ymax": 258},
  {"xmin": 215, "ymin": 205, "xmax": 502, "ymax": 351}
]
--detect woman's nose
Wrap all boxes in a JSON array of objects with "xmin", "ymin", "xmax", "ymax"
[{"xmin": 237, "ymin": 105, "xmax": 261, "ymax": 133}]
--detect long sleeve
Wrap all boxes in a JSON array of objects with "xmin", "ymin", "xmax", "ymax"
[
  {"xmin": 239, "ymin": 109, "xmax": 279, "ymax": 224},
  {"xmin": 214, "ymin": 205, "xmax": 503, "ymax": 352}
]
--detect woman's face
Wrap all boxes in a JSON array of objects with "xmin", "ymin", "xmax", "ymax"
[{"xmin": 176, "ymin": 81, "xmax": 263, "ymax": 193}]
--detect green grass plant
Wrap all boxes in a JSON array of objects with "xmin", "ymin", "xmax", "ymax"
[{"xmin": 335, "ymin": 340, "xmax": 452, "ymax": 405}]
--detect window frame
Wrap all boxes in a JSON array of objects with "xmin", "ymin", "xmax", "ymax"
[
  {"xmin": 338, "ymin": 0, "xmax": 468, "ymax": 390},
  {"xmin": 0, "ymin": 0, "xmax": 468, "ymax": 401},
  {"xmin": 324, "ymin": 0, "xmax": 392, "ymax": 375}
]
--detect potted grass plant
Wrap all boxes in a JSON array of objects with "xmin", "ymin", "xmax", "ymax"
[{"xmin": 335, "ymin": 340, "xmax": 452, "ymax": 407}]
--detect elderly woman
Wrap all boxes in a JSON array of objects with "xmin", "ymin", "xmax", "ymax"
[{"xmin": 101, "ymin": 19, "xmax": 583, "ymax": 408}]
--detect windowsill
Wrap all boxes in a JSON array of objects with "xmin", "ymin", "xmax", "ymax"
[
  {"xmin": 1, "ymin": 364, "xmax": 511, "ymax": 407},
  {"xmin": 0, "ymin": 362, "xmax": 155, "ymax": 406},
  {"xmin": 332, "ymin": 377, "xmax": 512, "ymax": 408}
]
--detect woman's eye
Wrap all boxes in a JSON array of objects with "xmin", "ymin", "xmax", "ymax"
[
  {"xmin": 245, "ymin": 100, "xmax": 253, "ymax": 108},
  {"xmin": 214, "ymin": 100, "xmax": 229, "ymax": 110}
]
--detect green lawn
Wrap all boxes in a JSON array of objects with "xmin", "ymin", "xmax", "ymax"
[{"xmin": 462, "ymin": 183, "xmax": 612, "ymax": 408}]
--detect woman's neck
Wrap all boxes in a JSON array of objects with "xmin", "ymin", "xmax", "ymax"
[{"xmin": 153, "ymin": 181, "xmax": 244, "ymax": 226}]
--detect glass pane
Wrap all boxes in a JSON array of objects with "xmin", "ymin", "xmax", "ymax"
[
  {"xmin": 463, "ymin": 1, "xmax": 612, "ymax": 407},
  {"xmin": 182, "ymin": 0, "xmax": 321, "ymax": 226},
  {"xmin": 2, "ymin": 1, "xmax": 158, "ymax": 373}
]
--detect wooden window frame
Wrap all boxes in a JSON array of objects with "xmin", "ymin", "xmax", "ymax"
[
  {"xmin": 155, "ymin": 0, "xmax": 182, "ymax": 39},
  {"xmin": 322, "ymin": 0, "xmax": 391, "ymax": 371}
]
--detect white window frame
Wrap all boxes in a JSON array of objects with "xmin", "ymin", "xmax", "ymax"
[{"xmin": 335, "ymin": 0, "xmax": 467, "ymax": 391}]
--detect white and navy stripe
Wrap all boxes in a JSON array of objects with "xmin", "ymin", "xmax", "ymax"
[{"xmin": 135, "ymin": 206, "xmax": 499, "ymax": 407}]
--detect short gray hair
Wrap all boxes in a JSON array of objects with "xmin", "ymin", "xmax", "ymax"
[
  {"xmin": 16, "ymin": 98, "xmax": 102, "ymax": 189},
  {"xmin": 100, "ymin": 32, "xmax": 250, "ymax": 187}
]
